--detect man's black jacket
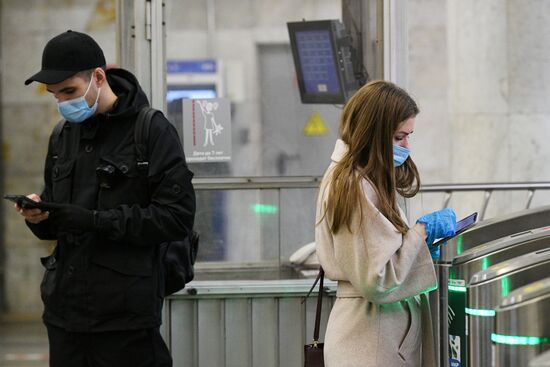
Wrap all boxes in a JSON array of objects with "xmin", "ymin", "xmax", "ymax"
[{"xmin": 27, "ymin": 68, "xmax": 196, "ymax": 332}]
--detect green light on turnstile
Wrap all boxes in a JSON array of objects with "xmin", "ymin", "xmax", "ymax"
[
  {"xmin": 482, "ymin": 257, "xmax": 489, "ymax": 270},
  {"xmin": 251, "ymin": 204, "xmax": 278, "ymax": 214},
  {"xmin": 448, "ymin": 285, "xmax": 467, "ymax": 293},
  {"xmin": 457, "ymin": 235, "xmax": 463, "ymax": 255},
  {"xmin": 465, "ymin": 307, "xmax": 495, "ymax": 317},
  {"xmin": 501, "ymin": 277, "xmax": 510, "ymax": 297},
  {"xmin": 491, "ymin": 333, "xmax": 550, "ymax": 345}
]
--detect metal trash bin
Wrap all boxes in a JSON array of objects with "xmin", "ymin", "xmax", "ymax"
[
  {"xmin": 529, "ymin": 349, "xmax": 550, "ymax": 366},
  {"xmin": 468, "ymin": 247, "xmax": 550, "ymax": 367},
  {"xmin": 432, "ymin": 205, "xmax": 550, "ymax": 367},
  {"xmin": 447, "ymin": 227, "xmax": 550, "ymax": 367},
  {"xmin": 493, "ymin": 277, "xmax": 550, "ymax": 366}
]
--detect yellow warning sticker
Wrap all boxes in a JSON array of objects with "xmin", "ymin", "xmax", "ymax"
[{"xmin": 304, "ymin": 112, "xmax": 328, "ymax": 136}]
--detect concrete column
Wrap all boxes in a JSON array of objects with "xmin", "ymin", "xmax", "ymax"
[
  {"xmin": 447, "ymin": 0, "xmax": 511, "ymax": 218},
  {"xmin": 507, "ymin": 0, "xmax": 550, "ymax": 187}
]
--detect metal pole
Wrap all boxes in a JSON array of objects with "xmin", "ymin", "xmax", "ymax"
[
  {"xmin": 382, "ymin": 0, "xmax": 408, "ymax": 86},
  {"xmin": 442, "ymin": 191, "xmax": 453, "ymax": 208},
  {"xmin": 0, "ymin": 1, "xmax": 5, "ymax": 313},
  {"xmin": 116, "ymin": 0, "xmax": 166, "ymax": 112},
  {"xmin": 525, "ymin": 189, "xmax": 535, "ymax": 209},
  {"xmin": 479, "ymin": 190, "xmax": 493, "ymax": 221}
]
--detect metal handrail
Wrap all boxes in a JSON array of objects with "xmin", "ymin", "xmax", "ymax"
[
  {"xmin": 420, "ymin": 182, "xmax": 550, "ymax": 220},
  {"xmin": 192, "ymin": 176, "xmax": 322, "ymax": 190},
  {"xmin": 193, "ymin": 177, "xmax": 550, "ymax": 191},
  {"xmin": 192, "ymin": 177, "xmax": 550, "ymax": 220}
]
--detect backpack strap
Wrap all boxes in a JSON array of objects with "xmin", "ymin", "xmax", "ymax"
[
  {"xmin": 51, "ymin": 119, "xmax": 67, "ymax": 162},
  {"xmin": 134, "ymin": 106, "xmax": 159, "ymax": 173}
]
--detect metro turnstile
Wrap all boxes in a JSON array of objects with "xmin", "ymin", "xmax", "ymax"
[
  {"xmin": 442, "ymin": 205, "xmax": 550, "ymax": 261},
  {"xmin": 468, "ymin": 247, "xmax": 550, "ymax": 367},
  {"xmin": 446, "ymin": 227, "xmax": 550, "ymax": 366},
  {"xmin": 432, "ymin": 205, "xmax": 550, "ymax": 367},
  {"xmin": 493, "ymin": 277, "xmax": 550, "ymax": 366},
  {"xmin": 529, "ymin": 349, "xmax": 550, "ymax": 366}
]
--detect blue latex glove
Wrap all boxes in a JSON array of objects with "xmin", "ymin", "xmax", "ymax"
[
  {"xmin": 429, "ymin": 244, "xmax": 441, "ymax": 260},
  {"xmin": 416, "ymin": 208, "xmax": 457, "ymax": 259}
]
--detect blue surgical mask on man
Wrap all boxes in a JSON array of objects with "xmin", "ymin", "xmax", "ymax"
[
  {"xmin": 57, "ymin": 77, "xmax": 100, "ymax": 123},
  {"xmin": 393, "ymin": 144, "xmax": 410, "ymax": 167}
]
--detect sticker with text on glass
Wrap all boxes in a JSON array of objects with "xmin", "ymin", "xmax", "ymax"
[{"xmin": 183, "ymin": 98, "xmax": 232, "ymax": 163}]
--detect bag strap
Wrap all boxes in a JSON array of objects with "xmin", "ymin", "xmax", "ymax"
[
  {"xmin": 51, "ymin": 119, "xmax": 66, "ymax": 162},
  {"xmin": 302, "ymin": 267, "xmax": 325, "ymax": 346},
  {"xmin": 51, "ymin": 119, "xmax": 79, "ymax": 162},
  {"xmin": 313, "ymin": 267, "xmax": 324, "ymax": 346},
  {"xmin": 134, "ymin": 106, "xmax": 158, "ymax": 172}
]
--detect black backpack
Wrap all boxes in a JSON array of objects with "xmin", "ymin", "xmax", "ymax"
[
  {"xmin": 134, "ymin": 107, "xmax": 199, "ymax": 296},
  {"xmin": 51, "ymin": 107, "xmax": 198, "ymax": 297}
]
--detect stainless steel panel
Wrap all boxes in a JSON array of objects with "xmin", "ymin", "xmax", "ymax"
[
  {"xmin": 433, "ymin": 206, "xmax": 550, "ymax": 367},
  {"xmin": 197, "ymin": 300, "xmax": 224, "ymax": 366},
  {"xmin": 278, "ymin": 298, "xmax": 305, "ymax": 366},
  {"xmin": 452, "ymin": 227, "xmax": 550, "ymax": 281},
  {"xmin": 226, "ymin": 299, "xmax": 252, "ymax": 367},
  {"xmin": 431, "ymin": 262, "xmax": 450, "ymax": 367},
  {"xmin": 170, "ymin": 300, "xmax": 198, "ymax": 367},
  {"xmin": 494, "ymin": 277, "xmax": 550, "ymax": 366},
  {"xmin": 442, "ymin": 205, "xmax": 550, "ymax": 261},
  {"xmin": 447, "ymin": 227, "xmax": 550, "ymax": 367},
  {"xmin": 252, "ymin": 298, "xmax": 278, "ymax": 367},
  {"xmin": 468, "ymin": 248, "xmax": 550, "ymax": 367},
  {"xmin": 164, "ymin": 279, "xmax": 337, "ymax": 367}
]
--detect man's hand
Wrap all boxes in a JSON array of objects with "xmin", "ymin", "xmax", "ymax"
[{"xmin": 16, "ymin": 194, "xmax": 49, "ymax": 224}]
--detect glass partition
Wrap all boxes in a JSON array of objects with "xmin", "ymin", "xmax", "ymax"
[{"xmin": 165, "ymin": 1, "xmax": 340, "ymax": 271}]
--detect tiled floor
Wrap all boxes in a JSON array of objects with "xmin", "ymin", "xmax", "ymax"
[{"xmin": 0, "ymin": 320, "xmax": 49, "ymax": 367}]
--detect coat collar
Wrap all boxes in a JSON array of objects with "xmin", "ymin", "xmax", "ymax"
[{"xmin": 331, "ymin": 139, "xmax": 348, "ymax": 163}]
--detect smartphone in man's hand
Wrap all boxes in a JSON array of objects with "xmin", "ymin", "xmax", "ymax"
[{"xmin": 3, "ymin": 194, "xmax": 51, "ymax": 211}]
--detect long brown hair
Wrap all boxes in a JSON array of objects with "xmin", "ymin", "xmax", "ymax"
[{"xmin": 326, "ymin": 80, "xmax": 421, "ymax": 235}]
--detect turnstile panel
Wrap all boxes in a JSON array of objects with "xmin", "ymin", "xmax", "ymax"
[
  {"xmin": 494, "ymin": 277, "xmax": 550, "ymax": 366},
  {"xmin": 467, "ymin": 248, "xmax": 550, "ymax": 367},
  {"xmin": 447, "ymin": 227, "xmax": 550, "ymax": 367}
]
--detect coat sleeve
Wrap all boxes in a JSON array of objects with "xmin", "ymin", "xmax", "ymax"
[
  {"xmin": 94, "ymin": 114, "xmax": 196, "ymax": 246},
  {"xmin": 25, "ymin": 130, "xmax": 59, "ymax": 241},
  {"xmin": 323, "ymin": 182, "xmax": 437, "ymax": 304}
]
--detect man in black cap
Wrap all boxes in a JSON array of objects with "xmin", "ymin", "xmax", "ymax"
[{"xmin": 16, "ymin": 30, "xmax": 195, "ymax": 367}]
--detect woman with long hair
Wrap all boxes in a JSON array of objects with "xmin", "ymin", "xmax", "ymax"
[{"xmin": 316, "ymin": 80, "xmax": 456, "ymax": 366}]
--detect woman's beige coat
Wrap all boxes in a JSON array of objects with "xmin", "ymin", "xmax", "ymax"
[{"xmin": 316, "ymin": 140, "xmax": 438, "ymax": 367}]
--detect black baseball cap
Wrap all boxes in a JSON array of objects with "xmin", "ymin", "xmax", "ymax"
[{"xmin": 24, "ymin": 30, "xmax": 106, "ymax": 85}]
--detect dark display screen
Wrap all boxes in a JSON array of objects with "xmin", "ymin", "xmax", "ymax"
[{"xmin": 295, "ymin": 30, "xmax": 340, "ymax": 94}]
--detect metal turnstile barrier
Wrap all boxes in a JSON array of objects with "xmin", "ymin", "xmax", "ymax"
[
  {"xmin": 468, "ymin": 247, "xmax": 550, "ymax": 367},
  {"xmin": 432, "ymin": 206, "xmax": 550, "ymax": 367},
  {"xmin": 162, "ymin": 279, "xmax": 336, "ymax": 367},
  {"xmin": 442, "ymin": 205, "xmax": 550, "ymax": 262},
  {"xmin": 493, "ymin": 277, "xmax": 550, "ymax": 366},
  {"xmin": 445, "ymin": 226, "xmax": 550, "ymax": 367}
]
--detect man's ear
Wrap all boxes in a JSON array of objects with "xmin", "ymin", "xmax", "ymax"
[{"xmin": 94, "ymin": 68, "xmax": 107, "ymax": 87}]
